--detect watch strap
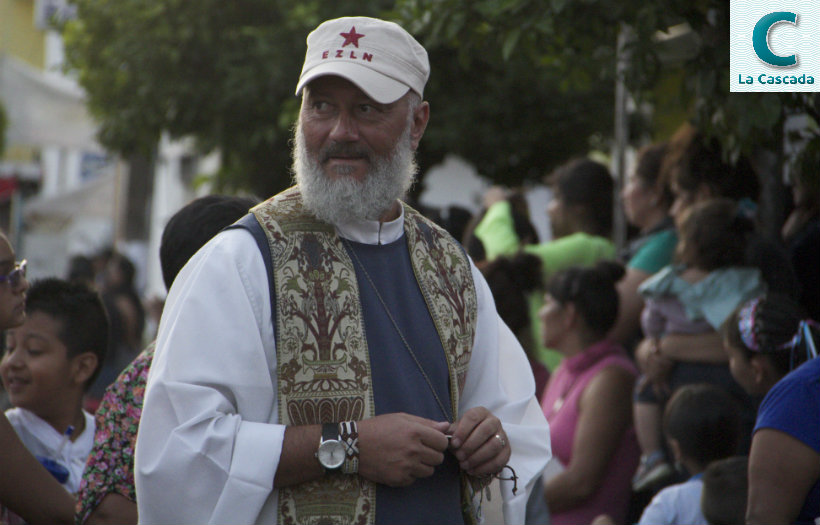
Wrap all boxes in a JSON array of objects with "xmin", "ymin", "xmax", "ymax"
[
  {"xmin": 339, "ymin": 421, "xmax": 359, "ymax": 474},
  {"xmin": 321, "ymin": 422, "xmax": 338, "ymax": 443}
]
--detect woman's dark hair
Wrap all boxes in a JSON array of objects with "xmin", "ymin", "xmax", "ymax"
[
  {"xmin": 662, "ymin": 123, "xmax": 759, "ymax": 201},
  {"xmin": 634, "ymin": 142, "xmax": 674, "ymax": 208},
  {"xmin": 547, "ymin": 158, "xmax": 614, "ymax": 238},
  {"xmin": 546, "ymin": 260, "xmax": 625, "ymax": 338},
  {"xmin": 722, "ymin": 293, "xmax": 817, "ymax": 376},
  {"xmin": 663, "ymin": 383, "xmax": 740, "ymax": 467},
  {"xmin": 479, "ymin": 254, "xmax": 542, "ymax": 334},
  {"xmin": 676, "ymin": 199, "xmax": 754, "ymax": 270}
]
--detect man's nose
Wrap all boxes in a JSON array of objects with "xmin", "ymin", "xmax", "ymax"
[{"xmin": 329, "ymin": 111, "xmax": 359, "ymax": 142}]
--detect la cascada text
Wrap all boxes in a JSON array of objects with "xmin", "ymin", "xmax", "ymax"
[{"xmin": 738, "ymin": 73, "xmax": 815, "ymax": 85}]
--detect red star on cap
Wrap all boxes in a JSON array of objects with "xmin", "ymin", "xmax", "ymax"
[{"xmin": 340, "ymin": 26, "xmax": 365, "ymax": 48}]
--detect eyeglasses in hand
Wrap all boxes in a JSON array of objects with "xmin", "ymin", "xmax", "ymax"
[{"xmin": 0, "ymin": 260, "xmax": 27, "ymax": 288}]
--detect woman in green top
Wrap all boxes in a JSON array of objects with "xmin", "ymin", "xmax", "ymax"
[
  {"xmin": 609, "ymin": 142, "xmax": 677, "ymax": 346},
  {"xmin": 473, "ymin": 158, "xmax": 616, "ymax": 370}
]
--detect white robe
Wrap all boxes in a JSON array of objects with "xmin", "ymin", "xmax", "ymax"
[{"xmin": 135, "ymin": 207, "xmax": 550, "ymax": 524}]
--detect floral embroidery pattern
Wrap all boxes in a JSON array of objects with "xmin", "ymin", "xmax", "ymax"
[
  {"xmin": 251, "ymin": 188, "xmax": 478, "ymax": 525},
  {"xmin": 75, "ymin": 343, "xmax": 154, "ymax": 524}
]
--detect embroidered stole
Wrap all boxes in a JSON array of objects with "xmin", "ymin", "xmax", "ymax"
[{"xmin": 251, "ymin": 187, "xmax": 477, "ymax": 525}]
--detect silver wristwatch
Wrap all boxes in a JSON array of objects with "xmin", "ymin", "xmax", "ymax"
[{"xmin": 316, "ymin": 423, "xmax": 345, "ymax": 472}]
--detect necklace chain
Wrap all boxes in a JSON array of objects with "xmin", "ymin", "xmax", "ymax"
[{"xmin": 342, "ymin": 238, "xmax": 453, "ymax": 423}]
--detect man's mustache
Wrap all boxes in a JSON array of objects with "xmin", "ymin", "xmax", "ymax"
[{"xmin": 320, "ymin": 143, "xmax": 371, "ymax": 163}]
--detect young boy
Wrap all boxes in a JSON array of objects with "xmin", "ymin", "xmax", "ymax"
[
  {"xmin": 0, "ymin": 278, "xmax": 108, "ymax": 495},
  {"xmin": 701, "ymin": 455, "xmax": 748, "ymax": 525},
  {"xmin": 637, "ymin": 383, "xmax": 741, "ymax": 525}
]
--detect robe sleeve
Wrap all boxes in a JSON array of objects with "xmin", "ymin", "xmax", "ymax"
[
  {"xmin": 135, "ymin": 229, "xmax": 283, "ymax": 524},
  {"xmin": 461, "ymin": 260, "xmax": 552, "ymax": 525}
]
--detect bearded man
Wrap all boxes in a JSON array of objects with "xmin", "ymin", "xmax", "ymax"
[{"xmin": 135, "ymin": 16, "xmax": 549, "ymax": 525}]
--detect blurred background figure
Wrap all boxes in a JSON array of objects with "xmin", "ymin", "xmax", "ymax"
[
  {"xmin": 610, "ymin": 142, "xmax": 676, "ymax": 348},
  {"xmin": 631, "ymin": 199, "xmax": 762, "ymax": 492},
  {"xmin": 722, "ymin": 294, "xmax": 820, "ymax": 525},
  {"xmin": 473, "ymin": 158, "xmax": 616, "ymax": 371},
  {"xmin": 478, "ymin": 253, "xmax": 548, "ymax": 399},
  {"xmin": 538, "ymin": 261, "xmax": 638, "ymax": 525},
  {"xmin": 782, "ymin": 144, "xmax": 820, "ymax": 321},
  {"xmin": 66, "ymin": 255, "xmax": 97, "ymax": 290},
  {"xmin": 87, "ymin": 252, "xmax": 145, "ymax": 410},
  {"xmin": 636, "ymin": 383, "xmax": 740, "ymax": 525},
  {"xmin": 700, "ymin": 456, "xmax": 749, "ymax": 525}
]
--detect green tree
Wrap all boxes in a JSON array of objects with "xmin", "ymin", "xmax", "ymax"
[
  {"xmin": 62, "ymin": 1, "xmax": 394, "ymax": 197},
  {"xmin": 396, "ymin": 0, "xmax": 820, "ymax": 164},
  {"xmin": 63, "ymin": 1, "xmax": 619, "ymax": 195}
]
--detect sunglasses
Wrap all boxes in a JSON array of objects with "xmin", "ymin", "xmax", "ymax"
[{"xmin": 0, "ymin": 260, "xmax": 27, "ymax": 288}]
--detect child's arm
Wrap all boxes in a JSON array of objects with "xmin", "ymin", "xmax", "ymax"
[{"xmin": 0, "ymin": 415, "xmax": 74, "ymax": 524}]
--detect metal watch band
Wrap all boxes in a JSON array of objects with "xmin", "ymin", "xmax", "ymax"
[{"xmin": 339, "ymin": 420, "xmax": 359, "ymax": 474}]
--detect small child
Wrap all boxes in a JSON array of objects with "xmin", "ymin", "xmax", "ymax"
[
  {"xmin": 701, "ymin": 456, "xmax": 749, "ymax": 525},
  {"xmin": 632, "ymin": 199, "xmax": 764, "ymax": 490},
  {"xmin": 637, "ymin": 384, "xmax": 741, "ymax": 525},
  {"xmin": 0, "ymin": 278, "xmax": 108, "ymax": 495}
]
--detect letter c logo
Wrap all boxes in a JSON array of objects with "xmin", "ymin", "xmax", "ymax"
[{"xmin": 753, "ymin": 12, "xmax": 797, "ymax": 67}]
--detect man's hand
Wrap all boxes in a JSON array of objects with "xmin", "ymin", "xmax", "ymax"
[
  {"xmin": 357, "ymin": 413, "xmax": 450, "ymax": 487},
  {"xmin": 447, "ymin": 407, "xmax": 510, "ymax": 477}
]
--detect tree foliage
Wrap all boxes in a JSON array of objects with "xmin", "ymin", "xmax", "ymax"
[
  {"xmin": 396, "ymin": 0, "xmax": 820, "ymax": 165},
  {"xmin": 62, "ymin": 0, "xmax": 619, "ymax": 195},
  {"xmin": 62, "ymin": 1, "xmax": 394, "ymax": 197}
]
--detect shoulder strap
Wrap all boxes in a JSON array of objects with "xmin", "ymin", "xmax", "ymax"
[{"xmin": 224, "ymin": 213, "xmax": 277, "ymax": 329}]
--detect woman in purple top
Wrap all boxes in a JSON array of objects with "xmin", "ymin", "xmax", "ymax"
[{"xmin": 539, "ymin": 261, "xmax": 640, "ymax": 525}]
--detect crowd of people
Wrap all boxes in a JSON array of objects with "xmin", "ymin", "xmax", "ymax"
[
  {"xmin": 0, "ymin": 13, "xmax": 817, "ymax": 525},
  {"xmin": 457, "ymin": 120, "xmax": 819, "ymax": 524}
]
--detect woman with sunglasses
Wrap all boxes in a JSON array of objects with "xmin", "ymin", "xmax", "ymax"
[{"xmin": 0, "ymin": 233, "xmax": 74, "ymax": 524}]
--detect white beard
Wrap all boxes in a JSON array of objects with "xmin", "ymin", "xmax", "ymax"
[{"xmin": 292, "ymin": 120, "xmax": 417, "ymax": 224}]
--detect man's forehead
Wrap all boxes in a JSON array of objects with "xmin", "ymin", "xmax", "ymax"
[
  {"xmin": 305, "ymin": 76, "xmax": 370, "ymax": 97},
  {"xmin": 303, "ymin": 75, "xmax": 405, "ymax": 106}
]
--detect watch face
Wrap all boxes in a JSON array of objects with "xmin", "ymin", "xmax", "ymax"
[{"xmin": 318, "ymin": 440, "xmax": 345, "ymax": 469}]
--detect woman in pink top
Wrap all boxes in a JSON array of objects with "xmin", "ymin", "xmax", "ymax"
[{"xmin": 539, "ymin": 261, "xmax": 640, "ymax": 525}]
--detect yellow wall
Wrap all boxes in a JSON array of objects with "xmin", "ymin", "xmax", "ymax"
[{"xmin": 0, "ymin": 0, "xmax": 45, "ymax": 69}]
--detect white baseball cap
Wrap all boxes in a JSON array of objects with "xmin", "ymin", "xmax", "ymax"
[{"xmin": 295, "ymin": 16, "xmax": 430, "ymax": 104}]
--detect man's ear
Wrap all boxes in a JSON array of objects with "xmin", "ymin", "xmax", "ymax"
[
  {"xmin": 71, "ymin": 352, "xmax": 99, "ymax": 386},
  {"xmin": 667, "ymin": 437, "xmax": 683, "ymax": 463},
  {"xmin": 409, "ymin": 101, "xmax": 430, "ymax": 150}
]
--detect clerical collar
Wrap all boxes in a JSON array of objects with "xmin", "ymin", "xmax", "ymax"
[{"xmin": 335, "ymin": 205, "xmax": 405, "ymax": 245}]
